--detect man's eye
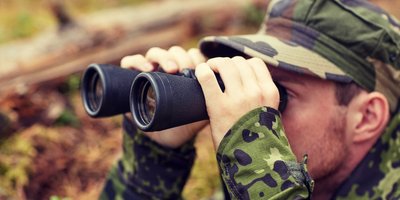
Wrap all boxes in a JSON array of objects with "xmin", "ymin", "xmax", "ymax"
[{"xmin": 275, "ymin": 82, "xmax": 288, "ymax": 112}]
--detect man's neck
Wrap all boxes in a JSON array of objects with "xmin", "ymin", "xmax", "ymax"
[
  {"xmin": 312, "ymin": 165, "xmax": 352, "ymax": 200},
  {"xmin": 311, "ymin": 146, "xmax": 370, "ymax": 200}
]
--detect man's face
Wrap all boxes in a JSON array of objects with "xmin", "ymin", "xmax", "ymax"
[{"xmin": 269, "ymin": 67, "xmax": 350, "ymax": 180}]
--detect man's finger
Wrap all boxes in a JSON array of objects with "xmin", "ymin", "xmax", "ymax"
[
  {"xmin": 145, "ymin": 47, "xmax": 179, "ymax": 73},
  {"xmin": 195, "ymin": 63, "xmax": 223, "ymax": 103},
  {"xmin": 188, "ymin": 48, "xmax": 206, "ymax": 66},
  {"xmin": 168, "ymin": 46, "xmax": 195, "ymax": 71},
  {"xmin": 247, "ymin": 58, "xmax": 279, "ymax": 108},
  {"xmin": 120, "ymin": 55, "xmax": 153, "ymax": 71},
  {"xmin": 232, "ymin": 56, "xmax": 259, "ymax": 90},
  {"xmin": 247, "ymin": 57, "xmax": 273, "ymax": 84},
  {"xmin": 206, "ymin": 57, "xmax": 242, "ymax": 95}
]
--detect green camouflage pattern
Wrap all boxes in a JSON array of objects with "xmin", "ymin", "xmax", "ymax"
[
  {"xmin": 100, "ymin": 0, "xmax": 400, "ymax": 199},
  {"xmin": 99, "ymin": 116, "xmax": 196, "ymax": 200},
  {"xmin": 199, "ymin": 0, "xmax": 400, "ymax": 199},
  {"xmin": 100, "ymin": 108, "xmax": 315, "ymax": 199},
  {"xmin": 333, "ymin": 111, "xmax": 400, "ymax": 199},
  {"xmin": 199, "ymin": 0, "xmax": 400, "ymax": 113},
  {"xmin": 216, "ymin": 107, "xmax": 313, "ymax": 199}
]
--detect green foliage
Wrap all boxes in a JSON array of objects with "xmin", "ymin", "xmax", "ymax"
[
  {"xmin": 50, "ymin": 195, "xmax": 71, "ymax": 200},
  {"xmin": 0, "ymin": 1, "xmax": 55, "ymax": 44},
  {"xmin": 0, "ymin": 0, "xmax": 155, "ymax": 44},
  {"xmin": 12, "ymin": 12, "xmax": 36, "ymax": 39},
  {"xmin": 183, "ymin": 133, "xmax": 221, "ymax": 199},
  {"xmin": 54, "ymin": 109, "xmax": 80, "ymax": 127},
  {"xmin": 0, "ymin": 134, "xmax": 36, "ymax": 198},
  {"xmin": 65, "ymin": 0, "xmax": 148, "ymax": 13},
  {"xmin": 54, "ymin": 75, "xmax": 81, "ymax": 127},
  {"xmin": 0, "ymin": 11, "xmax": 44, "ymax": 44},
  {"xmin": 243, "ymin": 4, "xmax": 265, "ymax": 28},
  {"xmin": 67, "ymin": 74, "xmax": 81, "ymax": 93},
  {"xmin": 58, "ymin": 74, "xmax": 81, "ymax": 95},
  {"xmin": 0, "ymin": 112, "xmax": 11, "ymax": 136}
]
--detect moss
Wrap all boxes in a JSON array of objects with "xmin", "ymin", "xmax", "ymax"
[{"xmin": 0, "ymin": 133, "xmax": 36, "ymax": 198}]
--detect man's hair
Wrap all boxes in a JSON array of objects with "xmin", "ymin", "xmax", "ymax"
[{"xmin": 335, "ymin": 82, "xmax": 363, "ymax": 106}]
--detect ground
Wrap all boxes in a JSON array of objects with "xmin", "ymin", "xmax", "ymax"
[{"xmin": 0, "ymin": 75, "xmax": 221, "ymax": 200}]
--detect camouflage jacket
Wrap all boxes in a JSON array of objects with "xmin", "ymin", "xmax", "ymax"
[
  {"xmin": 99, "ymin": 107, "xmax": 400, "ymax": 199},
  {"xmin": 99, "ymin": 114, "xmax": 196, "ymax": 200},
  {"xmin": 99, "ymin": 107, "xmax": 313, "ymax": 199},
  {"xmin": 332, "ymin": 110, "xmax": 400, "ymax": 199}
]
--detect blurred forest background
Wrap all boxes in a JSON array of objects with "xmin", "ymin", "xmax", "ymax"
[
  {"xmin": 0, "ymin": 0, "xmax": 265, "ymax": 199},
  {"xmin": 0, "ymin": 0, "xmax": 398, "ymax": 200}
]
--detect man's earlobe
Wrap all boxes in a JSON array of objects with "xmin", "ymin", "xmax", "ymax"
[{"xmin": 352, "ymin": 92, "xmax": 390, "ymax": 143}]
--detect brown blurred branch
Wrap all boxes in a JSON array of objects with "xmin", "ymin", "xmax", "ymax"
[
  {"xmin": 0, "ymin": 0, "xmax": 250, "ymax": 94},
  {"xmin": 49, "ymin": 0, "xmax": 76, "ymax": 30}
]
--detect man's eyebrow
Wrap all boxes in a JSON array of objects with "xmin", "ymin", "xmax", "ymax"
[
  {"xmin": 271, "ymin": 72, "xmax": 305, "ymax": 85},
  {"xmin": 265, "ymin": 64, "xmax": 308, "ymax": 85}
]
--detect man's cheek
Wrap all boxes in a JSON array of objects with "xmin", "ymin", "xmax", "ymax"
[{"xmin": 283, "ymin": 132, "xmax": 304, "ymax": 160}]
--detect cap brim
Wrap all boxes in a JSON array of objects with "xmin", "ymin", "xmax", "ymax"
[{"xmin": 199, "ymin": 34, "xmax": 352, "ymax": 83}]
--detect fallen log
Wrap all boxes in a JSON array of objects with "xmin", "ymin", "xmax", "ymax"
[{"xmin": 0, "ymin": 0, "xmax": 254, "ymax": 94}]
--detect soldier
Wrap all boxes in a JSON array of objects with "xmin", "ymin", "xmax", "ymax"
[{"xmin": 100, "ymin": 0, "xmax": 400, "ymax": 199}]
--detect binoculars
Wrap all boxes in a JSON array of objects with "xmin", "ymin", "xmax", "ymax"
[{"xmin": 81, "ymin": 64, "xmax": 287, "ymax": 131}]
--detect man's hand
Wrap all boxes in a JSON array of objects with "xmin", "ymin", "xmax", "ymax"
[
  {"xmin": 121, "ymin": 46, "xmax": 209, "ymax": 148},
  {"xmin": 195, "ymin": 57, "xmax": 280, "ymax": 149}
]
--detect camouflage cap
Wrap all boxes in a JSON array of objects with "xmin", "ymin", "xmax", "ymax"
[{"xmin": 199, "ymin": 0, "xmax": 400, "ymax": 112}]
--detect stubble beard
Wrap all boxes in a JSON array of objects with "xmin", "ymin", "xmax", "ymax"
[{"xmin": 312, "ymin": 106, "xmax": 350, "ymax": 192}]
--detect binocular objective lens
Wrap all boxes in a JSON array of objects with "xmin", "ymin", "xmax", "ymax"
[
  {"xmin": 140, "ymin": 82, "xmax": 157, "ymax": 124},
  {"xmin": 88, "ymin": 73, "xmax": 104, "ymax": 112}
]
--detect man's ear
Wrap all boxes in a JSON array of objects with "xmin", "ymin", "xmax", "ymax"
[{"xmin": 347, "ymin": 92, "xmax": 390, "ymax": 143}]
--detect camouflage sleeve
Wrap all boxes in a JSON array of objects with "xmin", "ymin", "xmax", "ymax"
[
  {"xmin": 99, "ymin": 116, "xmax": 196, "ymax": 200},
  {"xmin": 217, "ymin": 107, "xmax": 314, "ymax": 200}
]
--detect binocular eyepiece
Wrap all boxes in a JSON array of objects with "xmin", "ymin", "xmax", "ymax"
[
  {"xmin": 81, "ymin": 64, "xmax": 140, "ymax": 117},
  {"xmin": 81, "ymin": 64, "xmax": 287, "ymax": 131}
]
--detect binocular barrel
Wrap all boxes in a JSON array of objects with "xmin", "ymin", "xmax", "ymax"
[
  {"xmin": 130, "ymin": 71, "xmax": 212, "ymax": 131},
  {"xmin": 81, "ymin": 64, "xmax": 140, "ymax": 117},
  {"xmin": 130, "ymin": 69, "xmax": 288, "ymax": 132},
  {"xmin": 81, "ymin": 64, "xmax": 287, "ymax": 132}
]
